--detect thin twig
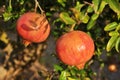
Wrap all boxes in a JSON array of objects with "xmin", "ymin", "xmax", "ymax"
[
  {"xmin": 34, "ymin": 0, "xmax": 44, "ymax": 14},
  {"xmin": 83, "ymin": 1, "xmax": 93, "ymax": 7}
]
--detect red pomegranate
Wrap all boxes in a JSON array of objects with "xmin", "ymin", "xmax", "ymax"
[
  {"xmin": 56, "ymin": 31, "xmax": 95, "ymax": 69},
  {"xmin": 16, "ymin": 12, "xmax": 50, "ymax": 46}
]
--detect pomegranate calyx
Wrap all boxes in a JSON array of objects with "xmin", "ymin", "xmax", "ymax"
[
  {"xmin": 76, "ymin": 63, "xmax": 85, "ymax": 70},
  {"xmin": 22, "ymin": 39, "xmax": 31, "ymax": 47}
]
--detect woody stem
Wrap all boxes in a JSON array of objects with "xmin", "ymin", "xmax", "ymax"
[{"xmin": 34, "ymin": 0, "xmax": 44, "ymax": 14}]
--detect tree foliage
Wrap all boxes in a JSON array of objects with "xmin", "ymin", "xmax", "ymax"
[{"xmin": 0, "ymin": 0, "xmax": 120, "ymax": 80}]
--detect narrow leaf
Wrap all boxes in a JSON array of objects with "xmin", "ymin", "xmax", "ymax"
[
  {"xmin": 108, "ymin": 0, "xmax": 120, "ymax": 17},
  {"xmin": 98, "ymin": 0, "xmax": 107, "ymax": 13},
  {"xmin": 60, "ymin": 12, "xmax": 76, "ymax": 24},
  {"xmin": 115, "ymin": 37, "xmax": 120, "ymax": 52},
  {"xmin": 87, "ymin": 6, "xmax": 94, "ymax": 13},
  {"xmin": 104, "ymin": 22, "xmax": 118, "ymax": 31},
  {"xmin": 106, "ymin": 35, "xmax": 118, "ymax": 52},
  {"xmin": 109, "ymin": 31, "xmax": 119, "ymax": 36},
  {"xmin": 87, "ymin": 19, "xmax": 96, "ymax": 30},
  {"xmin": 92, "ymin": 0, "xmax": 101, "ymax": 12},
  {"xmin": 91, "ymin": 13, "xmax": 99, "ymax": 20}
]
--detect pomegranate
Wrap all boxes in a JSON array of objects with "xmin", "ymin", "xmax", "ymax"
[
  {"xmin": 56, "ymin": 31, "xmax": 95, "ymax": 69},
  {"xmin": 16, "ymin": 12, "xmax": 50, "ymax": 46},
  {"xmin": 108, "ymin": 64, "xmax": 117, "ymax": 72}
]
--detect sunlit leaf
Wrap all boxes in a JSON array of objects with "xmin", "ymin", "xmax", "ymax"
[
  {"xmin": 81, "ymin": 14, "xmax": 89, "ymax": 23},
  {"xmin": 67, "ymin": 77, "xmax": 78, "ymax": 80},
  {"xmin": 59, "ymin": 71, "xmax": 67, "ymax": 80},
  {"xmin": 84, "ymin": 77, "xmax": 91, "ymax": 80},
  {"xmin": 109, "ymin": 31, "xmax": 119, "ymax": 36},
  {"xmin": 3, "ymin": 12, "xmax": 12, "ymax": 21},
  {"xmin": 106, "ymin": 35, "xmax": 119, "ymax": 52},
  {"xmin": 92, "ymin": 0, "xmax": 101, "ymax": 12},
  {"xmin": 58, "ymin": 0, "xmax": 66, "ymax": 7},
  {"xmin": 75, "ymin": 1, "xmax": 84, "ymax": 11},
  {"xmin": 87, "ymin": 6, "xmax": 94, "ymax": 13},
  {"xmin": 98, "ymin": 0, "xmax": 107, "ymax": 14},
  {"xmin": 60, "ymin": 12, "xmax": 76, "ymax": 24},
  {"xmin": 87, "ymin": 19, "xmax": 96, "ymax": 30},
  {"xmin": 104, "ymin": 22, "xmax": 118, "ymax": 31},
  {"xmin": 115, "ymin": 23, "xmax": 120, "ymax": 31},
  {"xmin": 91, "ymin": 13, "xmax": 99, "ymax": 21},
  {"xmin": 115, "ymin": 37, "xmax": 120, "ymax": 52}
]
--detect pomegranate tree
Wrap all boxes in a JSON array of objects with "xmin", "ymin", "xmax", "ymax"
[
  {"xmin": 16, "ymin": 12, "xmax": 50, "ymax": 46},
  {"xmin": 56, "ymin": 31, "xmax": 95, "ymax": 69}
]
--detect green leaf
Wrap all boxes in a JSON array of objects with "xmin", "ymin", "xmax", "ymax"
[
  {"xmin": 59, "ymin": 71, "xmax": 67, "ymax": 80},
  {"xmin": 3, "ymin": 12, "xmax": 12, "ymax": 21},
  {"xmin": 104, "ymin": 22, "xmax": 118, "ymax": 31},
  {"xmin": 106, "ymin": 35, "xmax": 119, "ymax": 52},
  {"xmin": 75, "ymin": 1, "xmax": 84, "ymax": 11},
  {"xmin": 108, "ymin": 0, "xmax": 120, "ymax": 18},
  {"xmin": 60, "ymin": 12, "xmax": 76, "ymax": 24},
  {"xmin": 115, "ymin": 23, "xmax": 120, "ymax": 31},
  {"xmin": 87, "ymin": 19, "xmax": 96, "ymax": 30},
  {"xmin": 109, "ymin": 31, "xmax": 119, "ymax": 36},
  {"xmin": 67, "ymin": 77, "xmax": 78, "ymax": 80},
  {"xmin": 81, "ymin": 13, "xmax": 90, "ymax": 23},
  {"xmin": 87, "ymin": 13, "xmax": 99, "ymax": 30},
  {"xmin": 98, "ymin": 0, "xmax": 107, "ymax": 14},
  {"xmin": 115, "ymin": 37, "xmax": 120, "ymax": 52},
  {"xmin": 91, "ymin": 13, "xmax": 99, "ymax": 20},
  {"xmin": 19, "ymin": 0, "xmax": 24, "ymax": 5},
  {"xmin": 87, "ymin": 6, "xmax": 94, "ymax": 13},
  {"xmin": 84, "ymin": 77, "xmax": 91, "ymax": 80},
  {"xmin": 58, "ymin": 0, "xmax": 66, "ymax": 7},
  {"xmin": 54, "ymin": 64, "xmax": 63, "ymax": 71},
  {"xmin": 92, "ymin": 0, "xmax": 101, "ymax": 12}
]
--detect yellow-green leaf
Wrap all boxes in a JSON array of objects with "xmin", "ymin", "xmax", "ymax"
[
  {"xmin": 108, "ymin": 0, "xmax": 120, "ymax": 17},
  {"xmin": 92, "ymin": 0, "xmax": 101, "ymax": 12},
  {"xmin": 115, "ymin": 37, "xmax": 120, "ymax": 52},
  {"xmin": 87, "ymin": 6, "xmax": 94, "ymax": 13},
  {"xmin": 98, "ymin": 0, "xmax": 107, "ymax": 14},
  {"xmin": 104, "ymin": 22, "xmax": 118, "ymax": 31},
  {"xmin": 91, "ymin": 13, "xmax": 99, "ymax": 20},
  {"xmin": 57, "ymin": 0, "xmax": 66, "ymax": 7},
  {"xmin": 106, "ymin": 35, "xmax": 119, "ymax": 52},
  {"xmin": 75, "ymin": 1, "xmax": 84, "ymax": 11},
  {"xmin": 67, "ymin": 77, "xmax": 78, "ymax": 80},
  {"xmin": 59, "ymin": 71, "xmax": 67, "ymax": 80},
  {"xmin": 109, "ymin": 31, "xmax": 119, "ymax": 36},
  {"xmin": 87, "ymin": 19, "xmax": 96, "ymax": 30},
  {"xmin": 115, "ymin": 23, "xmax": 120, "ymax": 31},
  {"xmin": 60, "ymin": 12, "xmax": 76, "ymax": 24},
  {"xmin": 81, "ymin": 14, "xmax": 89, "ymax": 23}
]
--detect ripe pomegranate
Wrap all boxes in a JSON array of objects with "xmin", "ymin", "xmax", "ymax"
[
  {"xmin": 16, "ymin": 12, "xmax": 50, "ymax": 46},
  {"xmin": 56, "ymin": 31, "xmax": 95, "ymax": 69}
]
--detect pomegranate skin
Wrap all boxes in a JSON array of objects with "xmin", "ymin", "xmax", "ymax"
[
  {"xmin": 17, "ymin": 12, "xmax": 50, "ymax": 45},
  {"xmin": 56, "ymin": 31, "xmax": 94, "ymax": 69}
]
